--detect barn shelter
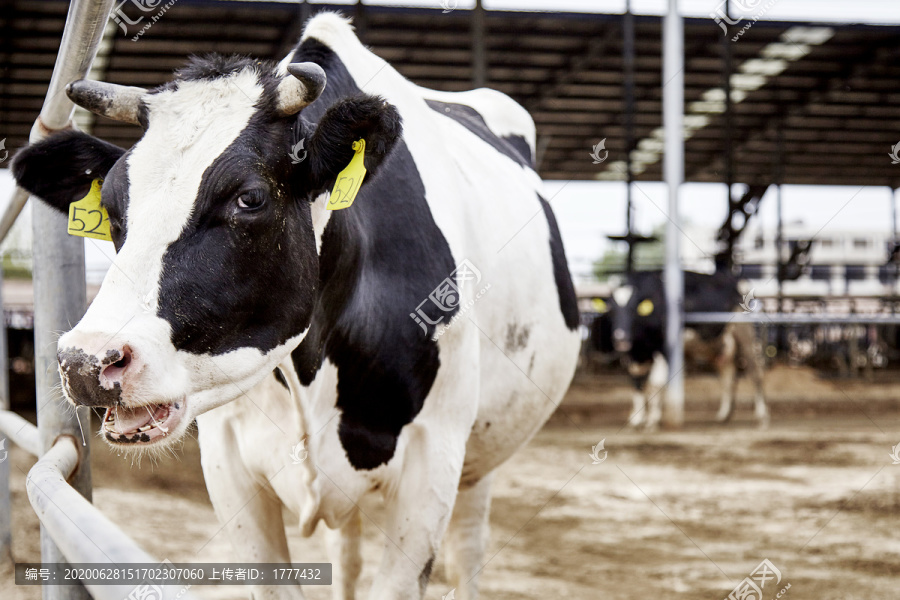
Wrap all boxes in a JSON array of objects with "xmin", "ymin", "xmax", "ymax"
[{"xmin": 2, "ymin": 1, "xmax": 899, "ymax": 187}]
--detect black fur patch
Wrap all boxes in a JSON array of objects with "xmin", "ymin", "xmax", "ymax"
[
  {"xmin": 289, "ymin": 39, "xmax": 457, "ymax": 470},
  {"xmin": 425, "ymin": 99, "xmax": 532, "ymax": 167},
  {"xmin": 11, "ymin": 130, "xmax": 125, "ymax": 213},
  {"xmin": 57, "ymin": 346, "xmax": 122, "ymax": 408},
  {"xmin": 155, "ymin": 51, "xmax": 401, "ymax": 356},
  {"xmin": 537, "ymin": 194, "xmax": 579, "ymax": 330},
  {"xmin": 273, "ymin": 367, "xmax": 288, "ymax": 389},
  {"xmin": 419, "ymin": 555, "xmax": 435, "ymax": 592}
]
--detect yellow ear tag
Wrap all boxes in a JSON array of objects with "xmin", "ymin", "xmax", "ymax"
[
  {"xmin": 326, "ymin": 139, "xmax": 367, "ymax": 211},
  {"xmin": 68, "ymin": 179, "xmax": 112, "ymax": 242},
  {"xmin": 637, "ymin": 299, "xmax": 654, "ymax": 316},
  {"xmin": 592, "ymin": 298, "xmax": 608, "ymax": 313}
]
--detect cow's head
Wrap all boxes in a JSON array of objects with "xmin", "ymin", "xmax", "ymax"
[
  {"xmin": 12, "ymin": 56, "xmax": 401, "ymax": 451},
  {"xmin": 610, "ymin": 276, "xmax": 665, "ymax": 364}
]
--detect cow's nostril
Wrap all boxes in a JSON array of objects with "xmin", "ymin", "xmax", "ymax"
[
  {"xmin": 101, "ymin": 346, "xmax": 133, "ymax": 386},
  {"xmin": 112, "ymin": 351, "xmax": 131, "ymax": 370}
]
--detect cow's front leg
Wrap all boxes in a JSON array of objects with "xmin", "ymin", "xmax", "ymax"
[
  {"xmin": 625, "ymin": 362, "xmax": 651, "ymax": 428},
  {"xmin": 715, "ymin": 329, "xmax": 738, "ymax": 423},
  {"xmin": 367, "ymin": 422, "xmax": 467, "ymax": 600},
  {"xmin": 749, "ymin": 341, "xmax": 769, "ymax": 428},
  {"xmin": 324, "ymin": 509, "xmax": 363, "ymax": 600},
  {"xmin": 644, "ymin": 352, "xmax": 668, "ymax": 431},
  {"xmin": 444, "ymin": 473, "xmax": 495, "ymax": 600},
  {"xmin": 197, "ymin": 415, "xmax": 303, "ymax": 600}
]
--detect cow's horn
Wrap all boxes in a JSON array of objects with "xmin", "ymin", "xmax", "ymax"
[
  {"xmin": 276, "ymin": 62, "xmax": 327, "ymax": 116},
  {"xmin": 66, "ymin": 80, "xmax": 146, "ymax": 126}
]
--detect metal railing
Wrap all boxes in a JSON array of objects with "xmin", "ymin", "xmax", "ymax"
[
  {"xmin": 685, "ymin": 312, "xmax": 900, "ymax": 324},
  {"xmin": 0, "ymin": 2, "xmax": 197, "ymax": 598}
]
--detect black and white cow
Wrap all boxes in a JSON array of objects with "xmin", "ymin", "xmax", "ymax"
[
  {"xmin": 609, "ymin": 270, "xmax": 768, "ymax": 429},
  {"xmin": 12, "ymin": 14, "xmax": 580, "ymax": 600}
]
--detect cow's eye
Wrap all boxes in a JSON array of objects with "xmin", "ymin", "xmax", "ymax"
[{"xmin": 236, "ymin": 190, "xmax": 266, "ymax": 211}]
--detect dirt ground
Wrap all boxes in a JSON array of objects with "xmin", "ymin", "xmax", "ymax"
[{"xmin": 3, "ymin": 364, "xmax": 900, "ymax": 599}]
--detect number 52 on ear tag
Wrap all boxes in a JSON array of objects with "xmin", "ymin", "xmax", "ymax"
[
  {"xmin": 68, "ymin": 179, "xmax": 112, "ymax": 242},
  {"xmin": 326, "ymin": 139, "xmax": 367, "ymax": 211}
]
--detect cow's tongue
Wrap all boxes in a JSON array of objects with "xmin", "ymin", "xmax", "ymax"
[{"xmin": 112, "ymin": 404, "xmax": 166, "ymax": 434}]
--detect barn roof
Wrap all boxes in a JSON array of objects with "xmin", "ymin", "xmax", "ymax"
[{"xmin": 2, "ymin": 1, "xmax": 899, "ymax": 187}]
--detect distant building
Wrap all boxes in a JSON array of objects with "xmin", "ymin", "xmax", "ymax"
[{"xmin": 681, "ymin": 223, "xmax": 897, "ymax": 297}]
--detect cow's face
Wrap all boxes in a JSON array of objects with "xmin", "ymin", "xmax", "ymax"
[
  {"xmin": 13, "ymin": 56, "xmax": 400, "ymax": 451},
  {"xmin": 610, "ymin": 279, "xmax": 664, "ymax": 363}
]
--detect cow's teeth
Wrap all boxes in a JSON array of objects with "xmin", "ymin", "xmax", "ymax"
[{"xmin": 138, "ymin": 425, "xmax": 153, "ymax": 432}]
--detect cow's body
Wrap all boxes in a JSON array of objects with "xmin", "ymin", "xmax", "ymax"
[
  {"xmin": 13, "ymin": 14, "xmax": 580, "ymax": 600},
  {"xmin": 610, "ymin": 270, "xmax": 767, "ymax": 429}
]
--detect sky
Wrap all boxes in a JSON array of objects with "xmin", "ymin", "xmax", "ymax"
[{"xmin": 1, "ymin": 0, "xmax": 897, "ymax": 284}]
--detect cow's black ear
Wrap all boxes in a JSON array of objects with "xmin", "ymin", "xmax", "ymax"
[
  {"xmin": 11, "ymin": 130, "xmax": 125, "ymax": 214},
  {"xmin": 306, "ymin": 95, "xmax": 401, "ymax": 193}
]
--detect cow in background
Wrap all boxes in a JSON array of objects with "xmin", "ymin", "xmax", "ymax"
[{"xmin": 609, "ymin": 270, "xmax": 768, "ymax": 429}]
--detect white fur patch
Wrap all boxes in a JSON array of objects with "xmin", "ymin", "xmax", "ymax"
[
  {"xmin": 613, "ymin": 285, "xmax": 634, "ymax": 307},
  {"xmin": 310, "ymin": 191, "xmax": 332, "ymax": 255},
  {"xmin": 648, "ymin": 352, "xmax": 669, "ymax": 387}
]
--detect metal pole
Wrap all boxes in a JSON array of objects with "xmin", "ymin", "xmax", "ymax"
[
  {"xmin": 0, "ymin": 410, "xmax": 40, "ymax": 457},
  {"xmin": 354, "ymin": 0, "xmax": 366, "ymax": 45},
  {"xmin": 472, "ymin": 0, "xmax": 487, "ymax": 88},
  {"xmin": 0, "ymin": 265, "xmax": 10, "ymax": 562},
  {"xmin": 892, "ymin": 188, "xmax": 898, "ymax": 307},
  {"xmin": 722, "ymin": 0, "xmax": 734, "ymax": 270},
  {"xmin": 27, "ymin": 437, "xmax": 198, "ymax": 600},
  {"xmin": 29, "ymin": 1, "xmax": 115, "ymax": 598},
  {"xmin": 624, "ymin": 0, "xmax": 635, "ymax": 275},
  {"xmin": 685, "ymin": 312, "xmax": 900, "ymax": 325},
  {"xmin": 663, "ymin": 0, "xmax": 684, "ymax": 427},
  {"xmin": 775, "ymin": 121, "xmax": 785, "ymax": 351}
]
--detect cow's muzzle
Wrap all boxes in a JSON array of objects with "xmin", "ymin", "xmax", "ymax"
[
  {"xmin": 57, "ymin": 341, "xmax": 186, "ymax": 446},
  {"xmin": 57, "ymin": 345, "xmax": 135, "ymax": 408},
  {"xmin": 613, "ymin": 329, "xmax": 632, "ymax": 353}
]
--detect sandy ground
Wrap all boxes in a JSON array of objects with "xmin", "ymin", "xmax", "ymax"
[{"xmin": 3, "ymin": 365, "xmax": 900, "ymax": 599}]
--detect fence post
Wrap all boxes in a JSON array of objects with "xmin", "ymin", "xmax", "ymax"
[
  {"xmin": 27, "ymin": 0, "xmax": 116, "ymax": 598},
  {"xmin": 0, "ymin": 265, "xmax": 10, "ymax": 562},
  {"xmin": 662, "ymin": 0, "xmax": 685, "ymax": 428}
]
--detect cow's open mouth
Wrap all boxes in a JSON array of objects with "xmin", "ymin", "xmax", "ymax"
[{"xmin": 102, "ymin": 400, "xmax": 185, "ymax": 445}]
